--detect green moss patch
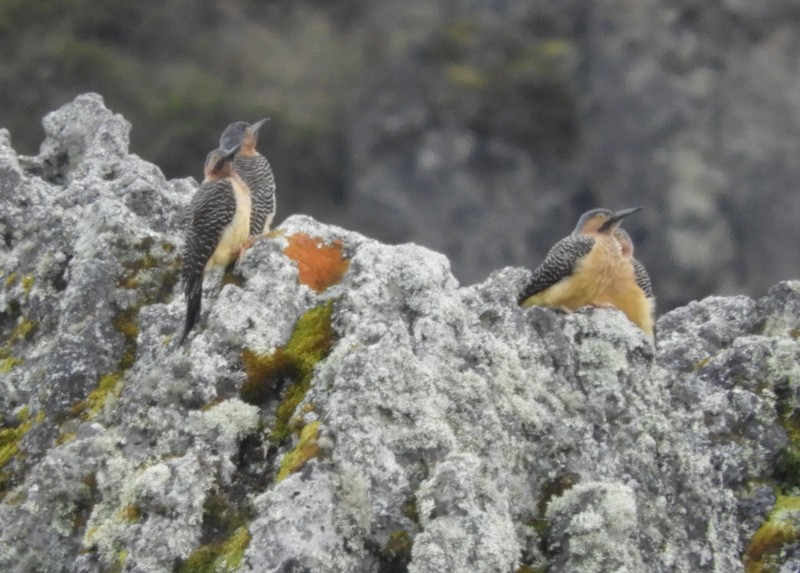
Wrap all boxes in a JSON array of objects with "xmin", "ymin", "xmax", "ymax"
[
  {"xmin": 402, "ymin": 498, "xmax": 419, "ymax": 524},
  {"xmin": 276, "ymin": 420, "xmax": 322, "ymax": 482},
  {"xmin": 179, "ymin": 525, "xmax": 251, "ymax": 573},
  {"xmin": 71, "ymin": 473, "xmax": 100, "ymax": 536},
  {"xmin": 693, "ymin": 357, "xmax": 712, "ymax": 371},
  {"xmin": 201, "ymin": 493, "xmax": 252, "ymax": 542},
  {"xmin": 515, "ymin": 566, "xmax": 548, "ymax": 573},
  {"xmin": 112, "ymin": 307, "xmax": 140, "ymax": 371},
  {"xmin": 744, "ymin": 495, "xmax": 800, "ymax": 573},
  {"xmin": 55, "ymin": 431, "xmax": 77, "ymax": 446},
  {"xmin": 171, "ymin": 490, "xmax": 254, "ymax": 573},
  {"xmin": 0, "ymin": 408, "xmax": 45, "ymax": 500},
  {"xmin": 117, "ymin": 238, "xmax": 180, "ymax": 320},
  {"xmin": 112, "ymin": 550, "xmax": 128, "ymax": 573},
  {"xmin": 118, "ymin": 238, "xmax": 180, "ymax": 301},
  {"xmin": 240, "ymin": 301, "xmax": 336, "ymax": 443},
  {"xmin": 69, "ymin": 238, "xmax": 180, "ymax": 425},
  {"xmin": 774, "ymin": 389, "xmax": 800, "ymax": 491},
  {"xmin": 10, "ymin": 315, "xmax": 37, "ymax": 343},
  {"xmin": 0, "ymin": 313, "xmax": 35, "ymax": 377},
  {"xmin": 119, "ymin": 504, "xmax": 141, "ymax": 523},
  {"xmin": 379, "ymin": 530, "xmax": 413, "ymax": 572},
  {"xmin": 445, "ymin": 64, "xmax": 489, "ymax": 89},
  {"xmin": 524, "ymin": 473, "xmax": 580, "ymax": 567},
  {"xmin": 775, "ymin": 421, "xmax": 800, "ymax": 490},
  {"xmin": 71, "ymin": 372, "xmax": 125, "ymax": 421},
  {"xmin": 0, "ymin": 355, "xmax": 24, "ymax": 374},
  {"xmin": 68, "ymin": 306, "xmax": 138, "ymax": 422},
  {"xmin": 0, "ymin": 277, "xmax": 36, "ymax": 372},
  {"xmin": 20, "ymin": 275, "xmax": 34, "ymax": 299}
]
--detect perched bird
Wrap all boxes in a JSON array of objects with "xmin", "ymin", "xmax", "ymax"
[
  {"xmin": 613, "ymin": 228, "xmax": 654, "ymax": 305},
  {"xmin": 590, "ymin": 227, "xmax": 655, "ymax": 336},
  {"xmin": 179, "ymin": 145, "xmax": 251, "ymax": 345},
  {"xmin": 518, "ymin": 207, "xmax": 642, "ymax": 312},
  {"xmin": 219, "ymin": 119, "xmax": 276, "ymax": 237}
]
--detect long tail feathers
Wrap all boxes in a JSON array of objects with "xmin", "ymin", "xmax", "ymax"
[{"xmin": 178, "ymin": 277, "xmax": 202, "ymax": 346}]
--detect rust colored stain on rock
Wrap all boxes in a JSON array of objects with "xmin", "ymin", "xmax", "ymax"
[{"xmin": 284, "ymin": 233, "xmax": 349, "ymax": 292}]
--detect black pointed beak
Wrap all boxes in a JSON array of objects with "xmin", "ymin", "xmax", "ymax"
[
  {"xmin": 600, "ymin": 206, "xmax": 642, "ymax": 232},
  {"xmin": 252, "ymin": 118, "xmax": 270, "ymax": 134}
]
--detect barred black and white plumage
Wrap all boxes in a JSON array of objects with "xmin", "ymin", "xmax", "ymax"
[
  {"xmin": 220, "ymin": 119, "xmax": 276, "ymax": 236},
  {"xmin": 518, "ymin": 235, "xmax": 596, "ymax": 304},
  {"xmin": 632, "ymin": 258, "xmax": 654, "ymax": 299},
  {"xmin": 179, "ymin": 146, "xmax": 250, "ymax": 345},
  {"xmin": 612, "ymin": 227, "xmax": 654, "ymax": 300},
  {"xmin": 234, "ymin": 153, "xmax": 276, "ymax": 235}
]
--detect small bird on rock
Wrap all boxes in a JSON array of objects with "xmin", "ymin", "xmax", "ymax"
[
  {"xmin": 590, "ymin": 227, "xmax": 655, "ymax": 336},
  {"xmin": 219, "ymin": 119, "xmax": 276, "ymax": 239},
  {"xmin": 179, "ymin": 145, "xmax": 251, "ymax": 345},
  {"xmin": 518, "ymin": 207, "xmax": 642, "ymax": 314},
  {"xmin": 613, "ymin": 228, "xmax": 654, "ymax": 306}
]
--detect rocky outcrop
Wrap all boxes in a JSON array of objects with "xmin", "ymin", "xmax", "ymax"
[{"xmin": 1, "ymin": 95, "xmax": 799, "ymax": 573}]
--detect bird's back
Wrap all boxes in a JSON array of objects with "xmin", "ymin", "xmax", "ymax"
[
  {"xmin": 519, "ymin": 234, "xmax": 597, "ymax": 307},
  {"xmin": 182, "ymin": 179, "xmax": 238, "ymax": 285}
]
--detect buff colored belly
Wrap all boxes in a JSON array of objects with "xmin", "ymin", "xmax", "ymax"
[
  {"xmin": 593, "ymin": 262, "xmax": 654, "ymax": 336},
  {"xmin": 523, "ymin": 242, "xmax": 619, "ymax": 311},
  {"xmin": 206, "ymin": 178, "xmax": 252, "ymax": 270}
]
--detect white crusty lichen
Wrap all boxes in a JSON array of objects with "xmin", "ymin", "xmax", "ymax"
[
  {"xmin": 82, "ymin": 453, "xmax": 214, "ymax": 570},
  {"xmin": 410, "ymin": 454, "xmax": 519, "ymax": 573},
  {"xmin": 545, "ymin": 482, "xmax": 642, "ymax": 572},
  {"xmin": 192, "ymin": 398, "xmax": 260, "ymax": 442}
]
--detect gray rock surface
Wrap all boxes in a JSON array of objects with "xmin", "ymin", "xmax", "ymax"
[{"xmin": 1, "ymin": 94, "xmax": 800, "ymax": 572}]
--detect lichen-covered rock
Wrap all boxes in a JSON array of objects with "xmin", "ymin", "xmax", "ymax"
[
  {"xmin": 1, "ymin": 94, "xmax": 800, "ymax": 573},
  {"xmin": 545, "ymin": 482, "xmax": 643, "ymax": 572}
]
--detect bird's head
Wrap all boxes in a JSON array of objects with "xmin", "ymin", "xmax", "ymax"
[
  {"xmin": 204, "ymin": 145, "xmax": 241, "ymax": 180},
  {"xmin": 612, "ymin": 227, "xmax": 635, "ymax": 257},
  {"xmin": 219, "ymin": 119, "xmax": 269, "ymax": 155},
  {"xmin": 573, "ymin": 207, "xmax": 642, "ymax": 235}
]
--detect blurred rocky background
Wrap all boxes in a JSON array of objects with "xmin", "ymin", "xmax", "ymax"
[{"xmin": 3, "ymin": 0, "xmax": 800, "ymax": 310}]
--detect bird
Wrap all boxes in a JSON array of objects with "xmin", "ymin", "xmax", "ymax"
[
  {"xmin": 179, "ymin": 145, "xmax": 251, "ymax": 345},
  {"xmin": 590, "ymin": 227, "xmax": 655, "ymax": 336},
  {"xmin": 613, "ymin": 228, "xmax": 654, "ymax": 304},
  {"xmin": 518, "ymin": 207, "xmax": 642, "ymax": 313},
  {"xmin": 219, "ymin": 119, "xmax": 276, "ymax": 238}
]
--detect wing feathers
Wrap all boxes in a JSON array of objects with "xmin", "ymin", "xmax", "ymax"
[{"xmin": 518, "ymin": 235, "xmax": 596, "ymax": 303}]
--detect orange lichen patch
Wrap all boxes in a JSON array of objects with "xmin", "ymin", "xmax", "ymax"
[{"xmin": 284, "ymin": 233, "xmax": 349, "ymax": 292}]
